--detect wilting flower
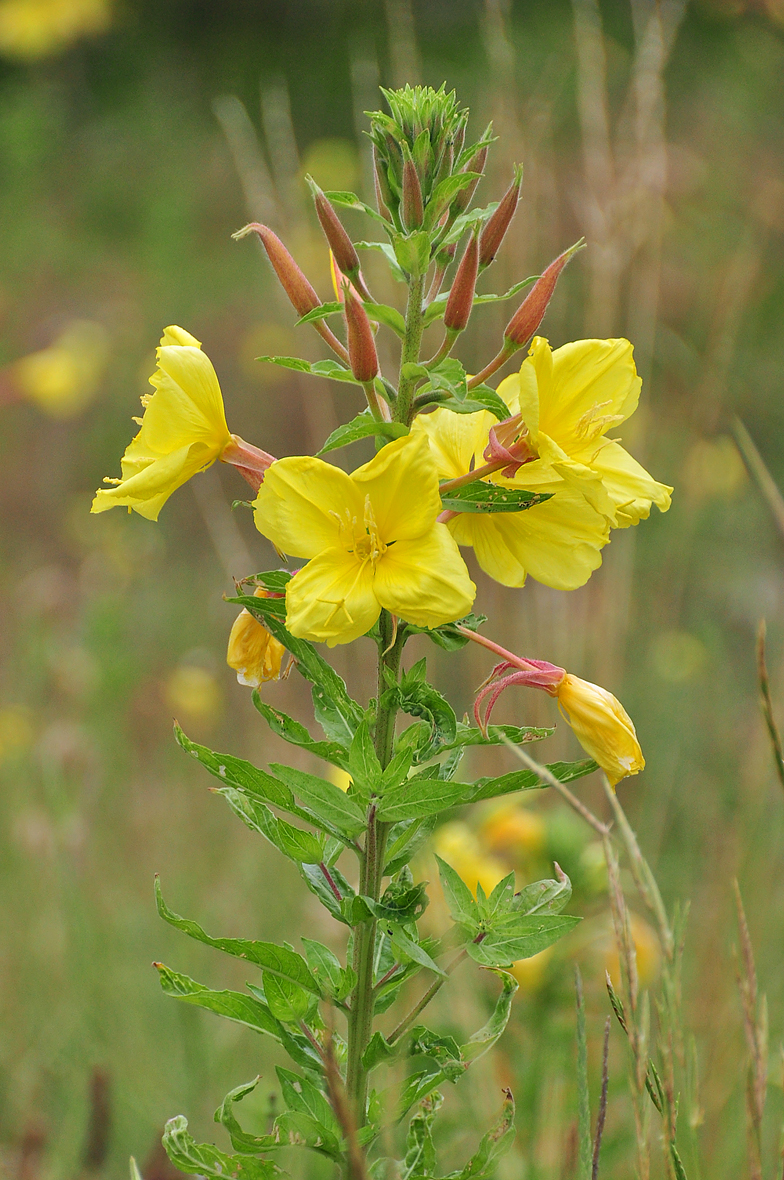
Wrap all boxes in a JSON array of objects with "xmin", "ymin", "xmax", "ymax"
[
  {"xmin": 11, "ymin": 320, "xmax": 109, "ymax": 418},
  {"xmin": 497, "ymin": 336, "xmax": 672, "ymax": 527},
  {"xmin": 252, "ymin": 433, "xmax": 476, "ymax": 646},
  {"xmin": 226, "ymin": 589, "xmax": 287, "ymax": 688},
  {"xmin": 467, "ymin": 635, "xmax": 644, "ymax": 788},
  {"xmin": 413, "ymin": 406, "xmax": 609, "ymax": 590},
  {"xmin": 91, "ymin": 326, "xmax": 272, "ymax": 520}
]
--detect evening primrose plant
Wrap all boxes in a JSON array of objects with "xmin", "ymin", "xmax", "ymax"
[{"xmin": 94, "ymin": 86, "xmax": 671, "ymax": 1180}]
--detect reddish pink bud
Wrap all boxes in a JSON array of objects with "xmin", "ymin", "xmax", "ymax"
[
  {"xmin": 451, "ymin": 144, "xmax": 488, "ymax": 217},
  {"xmin": 233, "ymin": 223, "xmax": 319, "ymax": 319},
  {"xmin": 482, "ymin": 413, "xmax": 535, "ymax": 477},
  {"xmin": 402, "ymin": 157, "xmax": 424, "ymax": 230},
  {"xmin": 221, "ymin": 435, "xmax": 276, "ymax": 493},
  {"xmin": 504, "ymin": 240, "xmax": 584, "ymax": 348},
  {"xmin": 444, "ymin": 231, "xmax": 479, "ymax": 333},
  {"xmin": 344, "ymin": 286, "xmax": 379, "ymax": 383},
  {"xmin": 373, "ymin": 145, "xmax": 393, "ymax": 221},
  {"xmin": 479, "ymin": 166, "xmax": 523, "ymax": 269},
  {"xmin": 310, "ymin": 182, "xmax": 361, "ymax": 278}
]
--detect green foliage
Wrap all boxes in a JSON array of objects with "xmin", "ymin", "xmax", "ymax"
[
  {"xmin": 440, "ymin": 483, "xmax": 553, "ymax": 514},
  {"xmin": 318, "ymin": 411, "xmax": 409, "ymax": 455}
]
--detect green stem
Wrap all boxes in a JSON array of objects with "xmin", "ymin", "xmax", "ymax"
[
  {"xmin": 387, "ymin": 949, "xmax": 468, "ymax": 1045},
  {"xmin": 345, "ymin": 610, "xmax": 403, "ymax": 1129},
  {"xmin": 395, "ymin": 273, "xmax": 427, "ymax": 425}
]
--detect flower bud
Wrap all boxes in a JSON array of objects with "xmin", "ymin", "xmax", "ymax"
[
  {"xmin": 444, "ymin": 231, "xmax": 479, "ymax": 334},
  {"xmin": 309, "ymin": 179, "xmax": 361, "ymax": 278},
  {"xmin": 227, "ymin": 588, "xmax": 286, "ymax": 688},
  {"xmin": 555, "ymin": 673, "xmax": 644, "ymax": 787},
  {"xmin": 233, "ymin": 223, "xmax": 319, "ymax": 318},
  {"xmin": 401, "ymin": 154, "xmax": 424, "ymax": 230},
  {"xmin": 373, "ymin": 144, "xmax": 394, "ymax": 221},
  {"xmin": 504, "ymin": 240, "xmax": 584, "ymax": 349},
  {"xmin": 344, "ymin": 285, "xmax": 379, "ymax": 383},
  {"xmin": 450, "ymin": 143, "xmax": 488, "ymax": 218},
  {"xmin": 479, "ymin": 165, "xmax": 523, "ymax": 269},
  {"xmin": 221, "ymin": 435, "xmax": 276, "ymax": 493}
]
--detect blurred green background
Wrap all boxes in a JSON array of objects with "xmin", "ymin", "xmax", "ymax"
[{"xmin": 1, "ymin": 0, "xmax": 784, "ymax": 1177}]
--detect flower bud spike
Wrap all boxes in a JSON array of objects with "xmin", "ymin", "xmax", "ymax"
[
  {"xmin": 221, "ymin": 435, "xmax": 276, "ymax": 493},
  {"xmin": 373, "ymin": 144, "xmax": 394, "ymax": 221},
  {"xmin": 308, "ymin": 178, "xmax": 372, "ymax": 300},
  {"xmin": 444, "ymin": 230, "xmax": 480, "ymax": 334},
  {"xmin": 401, "ymin": 151, "xmax": 424, "ymax": 230},
  {"xmin": 479, "ymin": 164, "xmax": 523, "ymax": 270},
  {"xmin": 504, "ymin": 238, "xmax": 585, "ymax": 349},
  {"xmin": 233, "ymin": 222, "xmax": 349, "ymax": 364},
  {"xmin": 450, "ymin": 143, "xmax": 488, "ymax": 219},
  {"xmin": 343, "ymin": 282, "xmax": 379, "ymax": 385}
]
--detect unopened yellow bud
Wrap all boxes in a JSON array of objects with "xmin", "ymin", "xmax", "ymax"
[
  {"xmin": 555, "ymin": 673, "xmax": 644, "ymax": 787},
  {"xmin": 226, "ymin": 589, "xmax": 286, "ymax": 688}
]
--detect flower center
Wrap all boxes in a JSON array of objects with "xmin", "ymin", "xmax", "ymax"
[{"xmin": 344, "ymin": 495, "xmax": 388, "ymax": 567}]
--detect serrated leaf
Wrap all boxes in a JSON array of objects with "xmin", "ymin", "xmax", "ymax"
[
  {"xmin": 469, "ymin": 758, "xmax": 599, "ymax": 801},
  {"xmin": 468, "ymin": 914, "xmax": 580, "ymax": 967},
  {"xmin": 163, "ymin": 1116, "xmax": 283, "ymax": 1180},
  {"xmin": 440, "ymin": 482, "xmax": 553, "ymax": 514},
  {"xmin": 435, "ymin": 855, "xmax": 479, "ymax": 930},
  {"xmin": 376, "ymin": 776, "xmax": 472, "ymax": 822},
  {"xmin": 251, "ymin": 695, "xmax": 348, "ymax": 769},
  {"xmin": 155, "ymin": 884, "xmax": 321, "ymax": 993},
  {"xmin": 318, "ymin": 412, "xmax": 409, "ymax": 456},
  {"xmin": 217, "ymin": 787, "xmax": 326, "ymax": 863},
  {"xmin": 271, "ymin": 763, "xmax": 367, "ymax": 837}
]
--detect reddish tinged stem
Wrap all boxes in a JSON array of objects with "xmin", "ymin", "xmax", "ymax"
[
  {"xmin": 466, "ymin": 344, "xmax": 517, "ymax": 391},
  {"xmin": 319, "ymin": 862, "xmax": 342, "ymax": 903},
  {"xmin": 220, "ymin": 434, "xmax": 275, "ymax": 493},
  {"xmin": 439, "ymin": 457, "xmax": 507, "ymax": 494},
  {"xmin": 455, "ymin": 624, "xmax": 546, "ymax": 675}
]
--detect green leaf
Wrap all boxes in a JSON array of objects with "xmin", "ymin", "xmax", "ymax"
[
  {"xmin": 461, "ymin": 970, "xmax": 519, "ymax": 1064},
  {"xmin": 423, "ymin": 276, "xmax": 537, "ymax": 326},
  {"xmin": 515, "ymin": 873, "xmax": 572, "ymax": 916},
  {"xmin": 250, "ymin": 569, "xmax": 292, "ymax": 595},
  {"xmin": 394, "ymin": 231, "xmax": 431, "ymax": 277},
  {"xmin": 362, "ymin": 880, "xmax": 429, "ymax": 924},
  {"xmin": 403, "ymin": 1093, "xmax": 443, "ymax": 1178},
  {"xmin": 271, "ymin": 764, "xmax": 367, "ymax": 837},
  {"xmin": 424, "ymin": 171, "xmax": 481, "ymax": 229},
  {"xmin": 318, "ymin": 412, "xmax": 409, "ymax": 456},
  {"xmin": 155, "ymin": 964, "xmax": 282, "ymax": 1038},
  {"xmin": 163, "ymin": 1116, "xmax": 282, "ymax": 1180},
  {"xmin": 468, "ymin": 914, "xmax": 580, "ymax": 967},
  {"xmin": 295, "ymin": 300, "xmax": 344, "ymax": 326},
  {"xmin": 175, "ymin": 725, "xmax": 296, "ymax": 811},
  {"xmin": 251, "ymin": 695, "xmax": 348, "ymax": 769},
  {"xmin": 356, "ymin": 240, "xmax": 407, "ymax": 282},
  {"xmin": 386, "ymin": 666, "xmax": 457, "ymax": 761},
  {"xmin": 302, "ymin": 938, "xmax": 355, "ymax": 1002},
  {"xmin": 388, "ymin": 925, "xmax": 447, "ymax": 978},
  {"xmin": 363, "ymin": 1031, "xmax": 397, "ymax": 1073},
  {"xmin": 422, "ymin": 390, "xmax": 509, "ymax": 420},
  {"xmin": 449, "ymin": 721, "xmax": 553, "ymax": 750},
  {"xmin": 384, "ymin": 815, "xmax": 437, "ymax": 876},
  {"xmin": 418, "ymin": 358, "xmax": 468, "ymax": 402},
  {"xmin": 256, "ymin": 355, "xmax": 360, "ymax": 384},
  {"xmin": 469, "ymin": 758, "xmax": 599, "ymax": 801},
  {"xmin": 435, "ymin": 855, "xmax": 479, "ymax": 930},
  {"xmin": 363, "ymin": 302, "xmax": 407, "ymax": 336},
  {"xmin": 440, "ymin": 482, "xmax": 553, "ymax": 514},
  {"xmin": 276, "ymin": 1067, "xmax": 342, "ymax": 1157},
  {"xmin": 215, "ymin": 1079, "xmax": 282, "ymax": 1155},
  {"xmin": 299, "ymin": 862, "xmax": 355, "ymax": 925},
  {"xmin": 445, "ymin": 1092, "xmax": 515, "ymax": 1180},
  {"xmin": 129, "ymin": 1158, "xmax": 143, "ymax": 1180},
  {"xmin": 236, "ymin": 600, "xmax": 363, "ymax": 745},
  {"xmin": 217, "ymin": 787, "xmax": 327, "ymax": 864},
  {"xmin": 409, "ymin": 1028, "xmax": 465, "ymax": 1082},
  {"xmin": 376, "ymin": 776, "xmax": 473, "ymax": 822},
  {"xmin": 347, "ymin": 719, "xmax": 382, "ymax": 797},
  {"xmin": 155, "ymin": 884, "xmax": 321, "ymax": 993},
  {"xmin": 263, "ymin": 972, "xmax": 312, "ymax": 1023},
  {"xmin": 323, "ymin": 188, "xmax": 392, "ymax": 228}
]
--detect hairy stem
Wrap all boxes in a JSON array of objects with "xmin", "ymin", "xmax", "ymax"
[
  {"xmin": 395, "ymin": 273, "xmax": 427, "ymax": 425},
  {"xmin": 387, "ymin": 949, "xmax": 468, "ymax": 1045}
]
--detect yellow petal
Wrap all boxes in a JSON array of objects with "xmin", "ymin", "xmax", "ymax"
[
  {"xmin": 498, "ymin": 347, "xmax": 541, "ymax": 440},
  {"xmin": 373, "ymin": 525, "xmax": 476, "ymax": 628},
  {"xmin": 144, "ymin": 344, "xmax": 230, "ymax": 453},
  {"xmin": 253, "ymin": 456, "xmax": 362, "ymax": 559},
  {"xmin": 352, "ymin": 433, "xmax": 441, "ymax": 542},
  {"xmin": 91, "ymin": 444, "xmax": 194, "ymax": 520},
  {"xmin": 587, "ymin": 439, "xmax": 672, "ymax": 526},
  {"xmin": 556, "ymin": 673, "xmax": 644, "ymax": 786},
  {"xmin": 285, "ymin": 547, "xmax": 380, "ymax": 646},
  {"xmin": 411, "ymin": 408, "xmax": 492, "ymax": 480},
  {"xmin": 160, "ymin": 325, "xmax": 201, "ymax": 348},
  {"xmin": 536, "ymin": 337, "xmax": 641, "ymax": 446},
  {"xmin": 227, "ymin": 592, "xmax": 286, "ymax": 687}
]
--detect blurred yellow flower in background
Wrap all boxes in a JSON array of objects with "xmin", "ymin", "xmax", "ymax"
[
  {"xmin": 327, "ymin": 765, "xmax": 352, "ymax": 793},
  {"xmin": 600, "ymin": 913, "xmax": 661, "ymax": 989},
  {"xmin": 413, "ymin": 406, "xmax": 610, "ymax": 590},
  {"xmin": 165, "ymin": 664, "xmax": 220, "ymax": 724},
  {"xmin": 226, "ymin": 589, "xmax": 287, "ymax": 688},
  {"xmin": 478, "ymin": 802, "xmax": 546, "ymax": 860},
  {"xmin": 91, "ymin": 326, "xmax": 232, "ymax": 521},
  {"xmin": 12, "ymin": 320, "xmax": 109, "ymax": 418},
  {"xmin": 253, "ymin": 433, "xmax": 475, "ymax": 646},
  {"xmin": 0, "ymin": 705, "xmax": 33, "ymax": 763},
  {"xmin": 510, "ymin": 947, "xmax": 553, "ymax": 992},
  {"xmin": 497, "ymin": 336, "xmax": 672, "ymax": 527},
  {"xmin": 0, "ymin": 0, "xmax": 111, "ymax": 59},
  {"xmin": 432, "ymin": 821, "xmax": 508, "ymax": 898}
]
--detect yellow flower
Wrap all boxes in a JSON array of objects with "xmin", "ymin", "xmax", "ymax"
[
  {"xmin": 226, "ymin": 590, "xmax": 287, "ymax": 688},
  {"xmin": 498, "ymin": 336, "xmax": 672, "ymax": 527},
  {"xmin": 432, "ymin": 821, "xmax": 508, "ymax": 898},
  {"xmin": 601, "ymin": 913, "xmax": 661, "ymax": 989},
  {"xmin": 479, "ymin": 803, "xmax": 546, "ymax": 858},
  {"xmin": 91, "ymin": 327, "xmax": 232, "ymax": 521},
  {"xmin": 556, "ymin": 673, "xmax": 644, "ymax": 787},
  {"xmin": 12, "ymin": 320, "xmax": 109, "ymax": 418},
  {"xmin": 0, "ymin": 0, "xmax": 110, "ymax": 60},
  {"xmin": 412, "ymin": 405, "xmax": 610, "ymax": 590},
  {"xmin": 252, "ymin": 433, "xmax": 476, "ymax": 646}
]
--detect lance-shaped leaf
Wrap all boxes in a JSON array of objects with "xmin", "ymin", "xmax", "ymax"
[
  {"xmin": 155, "ymin": 964, "xmax": 282, "ymax": 1038},
  {"xmin": 389, "ymin": 925, "xmax": 446, "ymax": 978},
  {"xmin": 440, "ymin": 482, "xmax": 553, "ymax": 515},
  {"xmin": 445, "ymin": 1091, "xmax": 515, "ymax": 1180},
  {"xmin": 409, "ymin": 1028, "xmax": 465, "ymax": 1082},
  {"xmin": 252, "ymin": 695, "xmax": 349, "ymax": 770},
  {"xmin": 514, "ymin": 873, "xmax": 572, "ymax": 916},
  {"xmin": 362, "ymin": 1030, "xmax": 397, "ymax": 1073},
  {"xmin": 385, "ymin": 815, "xmax": 438, "ymax": 876},
  {"xmin": 217, "ymin": 788, "xmax": 326, "ymax": 864},
  {"xmin": 260, "ymin": 973, "xmax": 312, "ymax": 1023},
  {"xmin": 423, "ymin": 276, "xmax": 537, "ymax": 326},
  {"xmin": 318, "ymin": 412, "xmax": 409, "ymax": 456},
  {"xmin": 299, "ymin": 861, "xmax": 356, "ymax": 925},
  {"xmin": 376, "ymin": 776, "xmax": 473, "ymax": 823},
  {"xmin": 403, "ymin": 1093, "xmax": 443, "ymax": 1179},
  {"xmin": 323, "ymin": 188, "xmax": 392, "ymax": 228},
  {"xmin": 347, "ymin": 720, "xmax": 382, "ymax": 798},
  {"xmin": 460, "ymin": 969, "xmax": 518, "ymax": 1063},
  {"xmin": 468, "ymin": 913, "xmax": 580, "ymax": 967},
  {"xmin": 256, "ymin": 355, "xmax": 361, "ymax": 384},
  {"xmin": 402, "ymin": 612, "xmax": 487, "ymax": 652},
  {"xmin": 271, "ymin": 763, "xmax": 367, "ymax": 837},
  {"xmin": 155, "ymin": 883, "xmax": 321, "ymax": 994},
  {"xmin": 435, "ymin": 855, "xmax": 480, "ymax": 931},
  {"xmin": 215, "ymin": 1079, "xmax": 282, "ymax": 1155},
  {"xmin": 276, "ymin": 1067, "xmax": 342, "ymax": 1156},
  {"xmin": 424, "ymin": 388, "xmax": 510, "ymax": 420},
  {"xmin": 302, "ymin": 938, "xmax": 355, "ymax": 1002},
  {"xmin": 469, "ymin": 758, "xmax": 598, "ymax": 801},
  {"xmin": 163, "ymin": 1116, "xmax": 282, "ymax": 1180},
  {"xmin": 356, "ymin": 240, "xmax": 407, "ymax": 282}
]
